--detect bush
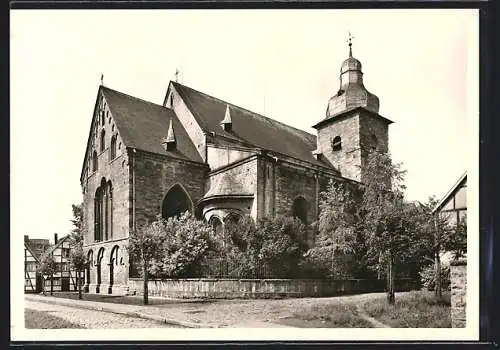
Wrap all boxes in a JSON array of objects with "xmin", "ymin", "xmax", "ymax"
[
  {"xmin": 208, "ymin": 215, "xmax": 309, "ymax": 278},
  {"xmin": 419, "ymin": 265, "xmax": 450, "ymax": 291}
]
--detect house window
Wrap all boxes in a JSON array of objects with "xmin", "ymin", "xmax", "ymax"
[
  {"xmin": 92, "ymin": 151, "xmax": 98, "ymax": 172},
  {"xmin": 169, "ymin": 94, "xmax": 174, "ymax": 107},
  {"xmin": 332, "ymin": 136, "xmax": 342, "ymax": 151},
  {"xmin": 110, "ymin": 135, "xmax": 117, "ymax": 160},
  {"xmin": 100, "ymin": 130, "xmax": 106, "ymax": 152}
]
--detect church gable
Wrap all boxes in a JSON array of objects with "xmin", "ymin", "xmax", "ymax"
[
  {"xmin": 81, "ymin": 86, "xmax": 204, "ymax": 185},
  {"xmin": 80, "ymin": 89, "xmax": 127, "ymax": 186}
]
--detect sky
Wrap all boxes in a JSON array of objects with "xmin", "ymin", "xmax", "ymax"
[{"xmin": 10, "ymin": 9, "xmax": 478, "ymax": 241}]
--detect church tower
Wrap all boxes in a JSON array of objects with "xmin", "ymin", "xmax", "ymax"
[{"xmin": 312, "ymin": 36, "xmax": 393, "ymax": 183}]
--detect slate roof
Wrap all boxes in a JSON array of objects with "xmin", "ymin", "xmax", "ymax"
[
  {"xmin": 24, "ymin": 242, "xmax": 42, "ymax": 264},
  {"xmin": 171, "ymin": 82, "xmax": 331, "ymax": 168},
  {"xmin": 24, "ymin": 238, "xmax": 50, "ymax": 261},
  {"xmin": 203, "ymin": 171, "xmax": 254, "ymax": 199},
  {"xmin": 39, "ymin": 234, "xmax": 71, "ymax": 262},
  {"xmin": 102, "ymin": 86, "xmax": 203, "ymax": 163}
]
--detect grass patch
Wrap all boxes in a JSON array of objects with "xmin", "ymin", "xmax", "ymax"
[
  {"xmin": 25, "ymin": 308, "xmax": 85, "ymax": 329},
  {"xmin": 276, "ymin": 303, "xmax": 373, "ymax": 328},
  {"xmin": 362, "ymin": 291, "xmax": 451, "ymax": 328}
]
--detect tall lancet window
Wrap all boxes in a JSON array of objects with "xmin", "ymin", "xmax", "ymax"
[
  {"xmin": 94, "ymin": 179, "xmax": 113, "ymax": 242},
  {"xmin": 110, "ymin": 135, "xmax": 117, "ymax": 160},
  {"xmin": 92, "ymin": 151, "xmax": 98, "ymax": 172},
  {"xmin": 107, "ymin": 182, "xmax": 113, "ymax": 240},
  {"xmin": 100, "ymin": 130, "xmax": 106, "ymax": 152}
]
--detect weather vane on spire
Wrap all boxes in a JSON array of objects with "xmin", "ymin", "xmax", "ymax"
[
  {"xmin": 347, "ymin": 31, "xmax": 354, "ymax": 57},
  {"xmin": 175, "ymin": 69, "xmax": 179, "ymax": 83},
  {"xmin": 100, "ymin": 73, "xmax": 104, "ymax": 86}
]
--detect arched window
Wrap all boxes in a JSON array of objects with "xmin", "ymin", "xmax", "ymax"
[
  {"xmin": 94, "ymin": 187, "xmax": 102, "ymax": 241},
  {"xmin": 371, "ymin": 134, "xmax": 378, "ymax": 151},
  {"xmin": 110, "ymin": 135, "xmax": 117, "ymax": 160},
  {"xmin": 94, "ymin": 179, "xmax": 113, "ymax": 242},
  {"xmin": 100, "ymin": 130, "xmax": 106, "ymax": 152},
  {"xmin": 209, "ymin": 216, "xmax": 224, "ymax": 246},
  {"xmin": 86, "ymin": 250, "xmax": 93, "ymax": 287},
  {"xmin": 292, "ymin": 196, "xmax": 308, "ymax": 225},
  {"xmin": 96, "ymin": 248, "xmax": 105, "ymax": 287},
  {"xmin": 106, "ymin": 181, "xmax": 113, "ymax": 240},
  {"xmin": 162, "ymin": 184, "xmax": 192, "ymax": 220},
  {"xmin": 92, "ymin": 151, "xmax": 98, "ymax": 172},
  {"xmin": 109, "ymin": 245, "xmax": 119, "ymax": 290},
  {"xmin": 100, "ymin": 107, "xmax": 105, "ymax": 126},
  {"xmin": 332, "ymin": 136, "xmax": 342, "ymax": 151}
]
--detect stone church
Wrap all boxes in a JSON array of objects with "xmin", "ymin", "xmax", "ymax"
[{"xmin": 80, "ymin": 44, "xmax": 393, "ymax": 294}]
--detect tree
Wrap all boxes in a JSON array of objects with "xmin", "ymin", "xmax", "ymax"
[
  {"xmin": 412, "ymin": 197, "xmax": 453, "ymax": 299},
  {"xmin": 255, "ymin": 216, "xmax": 309, "ymax": 278},
  {"xmin": 70, "ymin": 244, "xmax": 87, "ymax": 300},
  {"xmin": 157, "ymin": 212, "xmax": 215, "ymax": 278},
  {"xmin": 360, "ymin": 151, "xmax": 411, "ymax": 304},
  {"xmin": 127, "ymin": 216, "xmax": 167, "ymax": 305},
  {"xmin": 69, "ymin": 203, "xmax": 84, "ymax": 246},
  {"xmin": 444, "ymin": 214, "xmax": 467, "ymax": 259},
  {"xmin": 39, "ymin": 253, "xmax": 57, "ymax": 296},
  {"xmin": 305, "ymin": 180, "xmax": 366, "ymax": 278},
  {"xmin": 219, "ymin": 215, "xmax": 308, "ymax": 278}
]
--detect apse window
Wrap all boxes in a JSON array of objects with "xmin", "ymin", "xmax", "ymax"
[{"xmin": 332, "ymin": 136, "xmax": 342, "ymax": 151}]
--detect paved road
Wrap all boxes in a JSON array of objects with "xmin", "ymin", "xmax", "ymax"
[{"xmin": 25, "ymin": 300, "xmax": 181, "ymax": 329}]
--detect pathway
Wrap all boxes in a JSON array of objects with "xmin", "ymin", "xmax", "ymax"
[{"xmin": 25, "ymin": 300, "xmax": 180, "ymax": 329}]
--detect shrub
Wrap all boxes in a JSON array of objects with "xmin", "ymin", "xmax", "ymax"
[
  {"xmin": 208, "ymin": 215, "xmax": 309, "ymax": 278},
  {"xmin": 419, "ymin": 265, "xmax": 450, "ymax": 291},
  {"xmin": 156, "ymin": 212, "xmax": 215, "ymax": 278}
]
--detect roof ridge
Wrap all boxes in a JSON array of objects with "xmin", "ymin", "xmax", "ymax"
[
  {"xmin": 172, "ymin": 82, "xmax": 316, "ymax": 141},
  {"xmin": 24, "ymin": 241, "xmax": 41, "ymax": 263},
  {"xmin": 102, "ymin": 86, "xmax": 169, "ymax": 110},
  {"xmin": 40, "ymin": 234, "xmax": 71, "ymax": 261}
]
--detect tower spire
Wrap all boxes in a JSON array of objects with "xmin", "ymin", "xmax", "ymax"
[
  {"xmin": 220, "ymin": 104, "xmax": 233, "ymax": 131},
  {"xmin": 347, "ymin": 31, "xmax": 354, "ymax": 57},
  {"xmin": 162, "ymin": 118, "xmax": 176, "ymax": 151}
]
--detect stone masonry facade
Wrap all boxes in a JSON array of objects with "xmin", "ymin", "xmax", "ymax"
[
  {"xmin": 450, "ymin": 259, "xmax": 467, "ymax": 328},
  {"xmin": 80, "ymin": 45, "xmax": 393, "ymax": 295}
]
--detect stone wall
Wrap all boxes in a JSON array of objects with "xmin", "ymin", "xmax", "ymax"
[
  {"xmin": 316, "ymin": 112, "xmax": 361, "ymax": 182},
  {"xmin": 315, "ymin": 109, "xmax": 389, "ymax": 183},
  {"xmin": 82, "ymin": 92, "xmax": 132, "ymax": 291},
  {"xmin": 450, "ymin": 258, "xmax": 467, "ymax": 328},
  {"xmin": 207, "ymin": 144, "xmax": 257, "ymax": 171},
  {"xmin": 272, "ymin": 161, "xmax": 332, "ymax": 226},
  {"xmin": 133, "ymin": 150, "xmax": 208, "ymax": 227},
  {"xmin": 82, "ymin": 92, "xmax": 131, "ymax": 245},
  {"xmin": 128, "ymin": 278, "xmax": 419, "ymax": 299},
  {"xmin": 85, "ymin": 238, "xmax": 129, "ymax": 295},
  {"xmin": 169, "ymin": 84, "xmax": 206, "ymax": 161}
]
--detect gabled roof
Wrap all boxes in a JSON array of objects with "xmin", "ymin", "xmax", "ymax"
[
  {"xmin": 39, "ymin": 234, "xmax": 71, "ymax": 262},
  {"xmin": 80, "ymin": 86, "xmax": 205, "ymax": 183},
  {"xmin": 101, "ymin": 87, "xmax": 203, "ymax": 163},
  {"xmin": 170, "ymin": 82, "xmax": 332, "ymax": 168},
  {"xmin": 24, "ymin": 241, "xmax": 41, "ymax": 264},
  {"xmin": 433, "ymin": 172, "xmax": 467, "ymax": 213}
]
